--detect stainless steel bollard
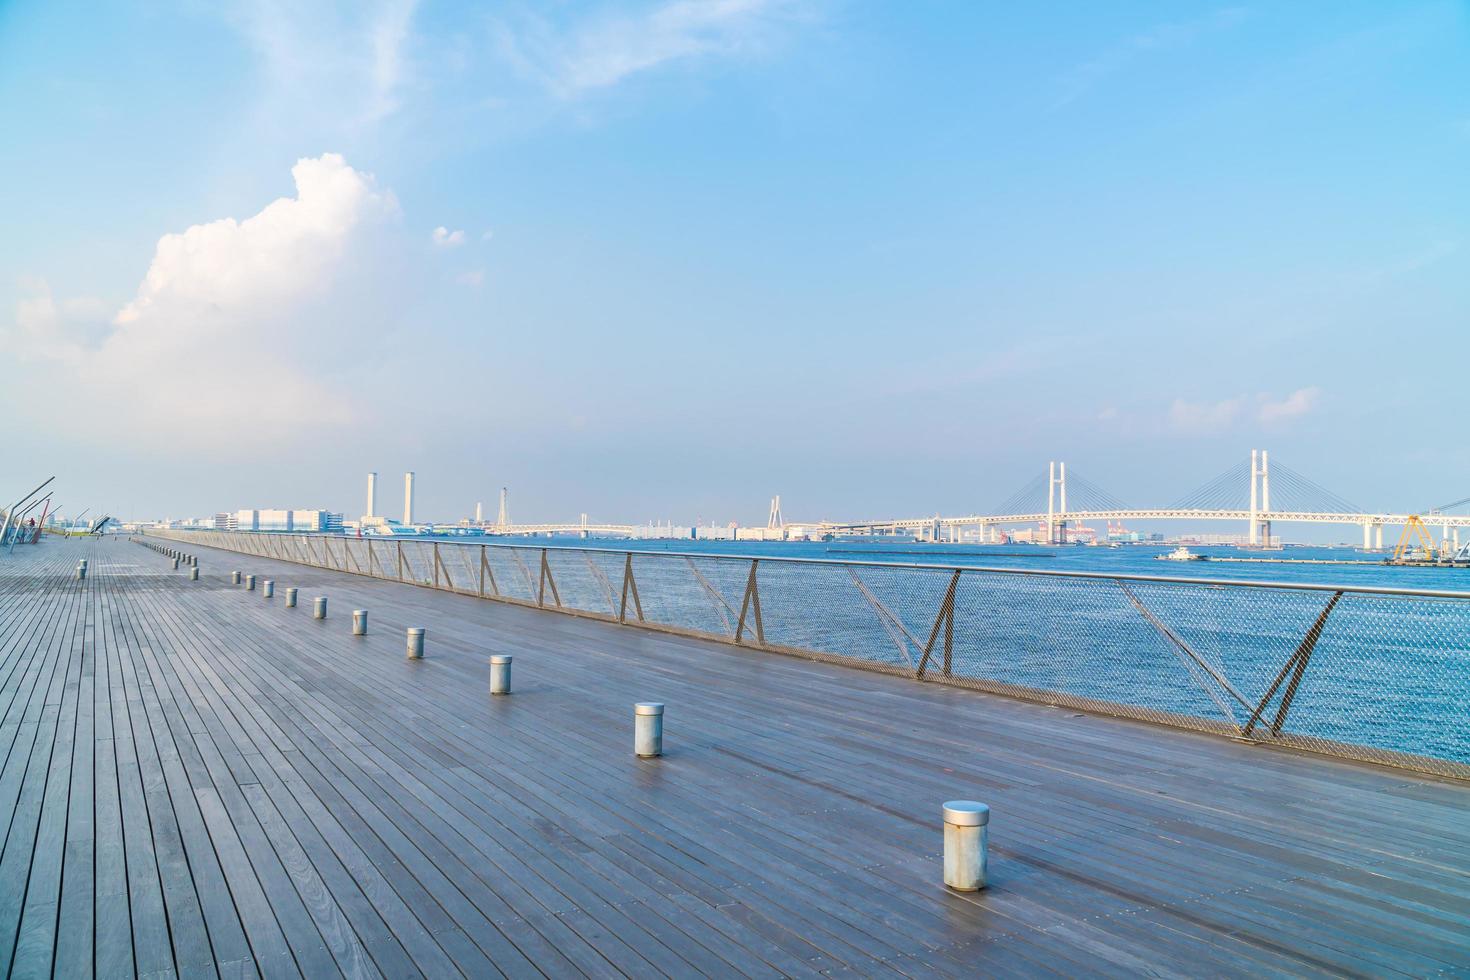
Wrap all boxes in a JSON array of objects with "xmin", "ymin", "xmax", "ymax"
[
  {"xmin": 189, "ymin": 567, "xmax": 199, "ymax": 581},
  {"xmin": 263, "ymin": 580, "xmax": 274, "ymax": 599},
  {"xmin": 285, "ymin": 587, "xmax": 298, "ymax": 608},
  {"xmin": 353, "ymin": 610, "xmax": 368, "ymax": 636},
  {"xmin": 172, "ymin": 557, "xmax": 179, "ymax": 570},
  {"xmin": 406, "ymin": 627, "xmax": 425, "ymax": 659},
  {"xmin": 489, "ymin": 655, "xmax": 512, "ymax": 694},
  {"xmin": 76, "ymin": 563, "xmax": 87, "ymax": 580},
  {"xmin": 942, "ymin": 801, "xmax": 990, "ymax": 891},
  {"xmin": 231, "ymin": 570, "xmax": 241, "ymax": 585},
  {"xmin": 245, "ymin": 574, "xmax": 256, "ymax": 591},
  {"xmin": 313, "ymin": 596, "xmax": 327, "ymax": 619},
  {"xmin": 635, "ymin": 703, "xmax": 664, "ymax": 757}
]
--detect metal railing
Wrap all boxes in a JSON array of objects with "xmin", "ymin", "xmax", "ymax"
[{"xmin": 146, "ymin": 529, "xmax": 1470, "ymax": 779}]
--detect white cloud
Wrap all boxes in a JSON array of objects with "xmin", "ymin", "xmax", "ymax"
[
  {"xmin": 1258, "ymin": 386, "xmax": 1320, "ymax": 424},
  {"xmin": 9, "ymin": 154, "xmax": 406, "ymax": 448},
  {"xmin": 432, "ymin": 226, "xmax": 466, "ymax": 247},
  {"xmin": 495, "ymin": 0, "xmax": 812, "ymax": 97},
  {"xmin": 117, "ymin": 154, "xmax": 398, "ymax": 328}
]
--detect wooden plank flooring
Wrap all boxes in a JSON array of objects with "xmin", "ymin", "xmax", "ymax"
[{"xmin": 1, "ymin": 536, "xmax": 1468, "ymax": 978}]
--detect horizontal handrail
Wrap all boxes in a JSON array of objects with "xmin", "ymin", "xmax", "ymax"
[{"xmin": 160, "ymin": 529, "xmax": 1470, "ymax": 601}]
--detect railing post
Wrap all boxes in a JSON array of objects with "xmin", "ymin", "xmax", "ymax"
[
  {"xmin": 917, "ymin": 570, "xmax": 961, "ymax": 679},
  {"xmin": 619, "ymin": 553, "xmax": 643, "ymax": 623},
  {"xmin": 433, "ymin": 543, "xmax": 441, "ymax": 588},
  {"xmin": 535, "ymin": 548, "xmax": 561, "ymax": 607},
  {"xmin": 735, "ymin": 559, "xmax": 764, "ymax": 645},
  {"xmin": 397, "ymin": 540, "xmax": 405, "ymax": 581},
  {"xmin": 1244, "ymin": 591, "xmax": 1343, "ymax": 738},
  {"xmin": 479, "ymin": 544, "xmax": 486, "ymax": 596}
]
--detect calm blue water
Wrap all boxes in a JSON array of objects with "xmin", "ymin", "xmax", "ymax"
[{"xmin": 415, "ymin": 534, "xmax": 1470, "ymax": 591}]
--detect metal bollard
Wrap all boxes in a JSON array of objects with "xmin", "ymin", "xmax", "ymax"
[
  {"xmin": 285, "ymin": 587, "xmax": 298, "ymax": 608},
  {"xmin": 191, "ymin": 556, "xmax": 198, "ymax": 566},
  {"xmin": 231, "ymin": 570, "xmax": 241, "ymax": 585},
  {"xmin": 313, "ymin": 597, "xmax": 327, "ymax": 619},
  {"xmin": 406, "ymin": 627, "xmax": 425, "ymax": 659},
  {"xmin": 489, "ymin": 655, "xmax": 512, "ymax": 694},
  {"xmin": 942, "ymin": 801, "xmax": 990, "ymax": 891},
  {"xmin": 189, "ymin": 566, "xmax": 199, "ymax": 581},
  {"xmin": 263, "ymin": 580, "xmax": 274, "ymax": 599},
  {"xmin": 172, "ymin": 557, "xmax": 179, "ymax": 569},
  {"xmin": 76, "ymin": 563, "xmax": 87, "ymax": 581},
  {"xmin": 635, "ymin": 703, "xmax": 664, "ymax": 757},
  {"xmin": 353, "ymin": 610, "xmax": 368, "ymax": 636},
  {"xmin": 245, "ymin": 574, "xmax": 256, "ymax": 591}
]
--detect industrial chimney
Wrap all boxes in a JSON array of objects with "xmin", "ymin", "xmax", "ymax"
[
  {"xmin": 404, "ymin": 471, "xmax": 415, "ymax": 525},
  {"xmin": 475, "ymin": 501, "xmax": 483, "ymax": 523},
  {"xmin": 366, "ymin": 472, "xmax": 377, "ymax": 518}
]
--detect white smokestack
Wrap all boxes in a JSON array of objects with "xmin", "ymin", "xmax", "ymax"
[
  {"xmin": 404, "ymin": 471, "xmax": 415, "ymax": 525},
  {"xmin": 366, "ymin": 472, "xmax": 377, "ymax": 518},
  {"xmin": 475, "ymin": 501, "xmax": 483, "ymax": 523}
]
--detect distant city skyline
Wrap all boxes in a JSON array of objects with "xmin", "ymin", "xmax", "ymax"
[{"xmin": 2, "ymin": 1, "xmax": 1467, "ymax": 525}]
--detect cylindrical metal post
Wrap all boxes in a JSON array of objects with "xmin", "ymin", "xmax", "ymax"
[
  {"xmin": 635, "ymin": 702, "xmax": 664, "ymax": 757},
  {"xmin": 313, "ymin": 597, "xmax": 327, "ymax": 619},
  {"xmin": 942, "ymin": 801, "xmax": 990, "ymax": 891},
  {"xmin": 231, "ymin": 570, "xmax": 241, "ymax": 585},
  {"xmin": 263, "ymin": 580, "xmax": 275, "ymax": 599},
  {"xmin": 172, "ymin": 557, "xmax": 179, "ymax": 570},
  {"xmin": 76, "ymin": 563, "xmax": 87, "ymax": 580},
  {"xmin": 353, "ymin": 610, "xmax": 368, "ymax": 636},
  {"xmin": 189, "ymin": 567, "xmax": 199, "ymax": 581},
  {"xmin": 285, "ymin": 588, "xmax": 298, "ymax": 608},
  {"xmin": 489, "ymin": 655, "xmax": 512, "ymax": 694},
  {"xmin": 245, "ymin": 574, "xmax": 256, "ymax": 591},
  {"xmin": 406, "ymin": 627, "xmax": 425, "ymax": 659}
]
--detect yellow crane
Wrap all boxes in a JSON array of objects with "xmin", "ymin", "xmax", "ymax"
[{"xmin": 1391, "ymin": 515, "xmax": 1438, "ymax": 563}]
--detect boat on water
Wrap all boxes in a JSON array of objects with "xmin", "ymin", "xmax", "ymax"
[{"xmin": 1158, "ymin": 546, "xmax": 1205, "ymax": 562}]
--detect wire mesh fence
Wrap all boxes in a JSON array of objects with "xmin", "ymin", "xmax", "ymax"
[{"xmin": 150, "ymin": 530, "xmax": 1470, "ymax": 779}]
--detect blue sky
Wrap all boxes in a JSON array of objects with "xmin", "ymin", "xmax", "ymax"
[{"xmin": 1, "ymin": 1, "xmax": 1466, "ymax": 527}]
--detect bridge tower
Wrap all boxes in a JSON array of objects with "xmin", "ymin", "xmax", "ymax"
[
  {"xmin": 1248, "ymin": 450, "xmax": 1272, "ymax": 547},
  {"xmin": 767, "ymin": 495, "xmax": 783, "ymax": 530},
  {"xmin": 1047, "ymin": 461, "xmax": 1068, "ymax": 544},
  {"xmin": 497, "ymin": 487, "xmax": 509, "ymax": 528}
]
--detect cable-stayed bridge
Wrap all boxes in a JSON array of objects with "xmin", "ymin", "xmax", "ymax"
[{"xmin": 817, "ymin": 450, "xmax": 1470, "ymax": 549}]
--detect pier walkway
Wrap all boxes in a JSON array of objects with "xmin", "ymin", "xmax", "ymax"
[{"xmin": 2, "ymin": 537, "xmax": 1468, "ymax": 977}]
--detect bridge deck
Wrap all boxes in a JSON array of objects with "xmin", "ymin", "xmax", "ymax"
[{"xmin": 2, "ymin": 537, "xmax": 1468, "ymax": 978}]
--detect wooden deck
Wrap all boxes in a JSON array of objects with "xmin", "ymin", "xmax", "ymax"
[{"xmin": 2, "ymin": 537, "xmax": 1467, "ymax": 978}]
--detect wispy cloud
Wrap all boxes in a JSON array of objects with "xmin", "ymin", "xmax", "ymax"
[
  {"xmin": 1167, "ymin": 386, "xmax": 1321, "ymax": 434},
  {"xmin": 1052, "ymin": 7, "xmax": 1247, "ymax": 109},
  {"xmin": 1257, "ymin": 386, "xmax": 1319, "ymax": 424},
  {"xmin": 494, "ymin": 0, "xmax": 814, "ymax": 98},
  {"xmin": 231, "ymin": 0, "xmax": 421, "ymax": 125}
]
